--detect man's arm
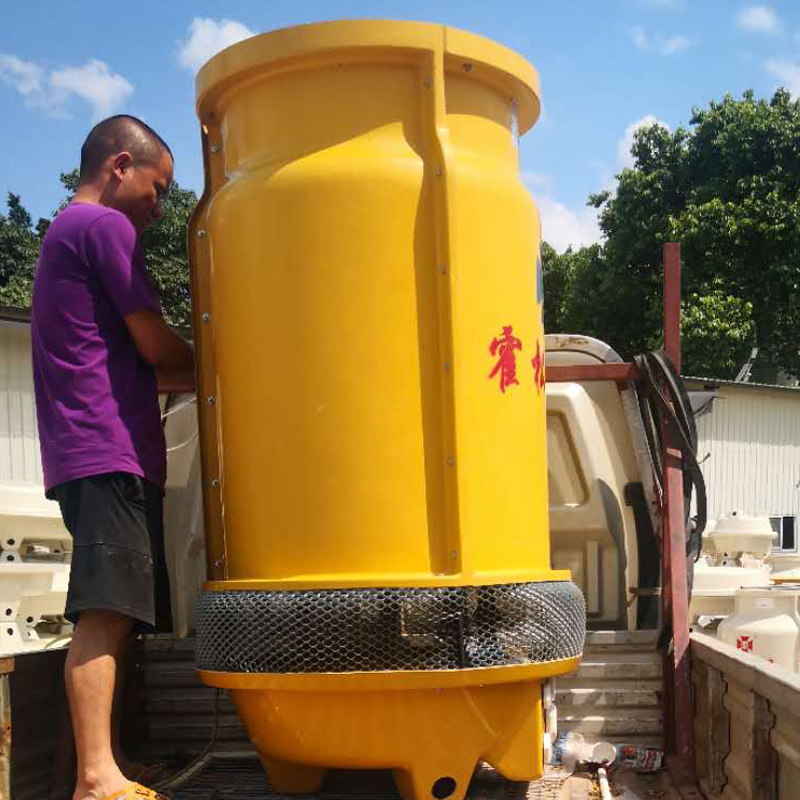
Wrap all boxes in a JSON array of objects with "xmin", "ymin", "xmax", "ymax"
[{"xmin": 124, "ymin": 309, "xmax": 195, "ymax": 392}]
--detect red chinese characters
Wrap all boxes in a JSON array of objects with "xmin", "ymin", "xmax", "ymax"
[
  {"xmin": 488, "ymin": 325, "xmax": 522, "ymax": 393},
  {"xmin": 531, "ymin": 342, "xmax": 546, "ymax": 393},
  {"xmin": 487, "ymin": 325, "xmax": 546, "ymax": 394}
]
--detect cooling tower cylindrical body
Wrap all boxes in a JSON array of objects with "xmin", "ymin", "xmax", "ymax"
[{"xmin": 189, "ymin": 20, "xmax": 585, "ymax": 800}]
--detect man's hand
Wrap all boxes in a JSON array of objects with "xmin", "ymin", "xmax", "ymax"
[{"xmin": 124, "ymin": 309, "xmax": 195, "ymax": 391}]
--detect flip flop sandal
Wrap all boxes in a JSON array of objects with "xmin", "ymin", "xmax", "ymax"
[{"xmin": 101, "ymin": 783, "xmax": 171, "ymax": 800}]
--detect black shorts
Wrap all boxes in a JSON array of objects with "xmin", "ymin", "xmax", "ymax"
[{"xmin": 53, "ymin": 472, "xmax": 173, "ymax": 634}]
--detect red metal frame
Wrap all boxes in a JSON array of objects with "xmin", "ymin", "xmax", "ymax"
[
  {"xmin": 546, "ymin": 243, "xmax": 695, "ymax": 777},
  {"xmin": 661, "ymin": 243, "xmax": 694, "ymax": 777},
  {"xmin": 545, "ymin": 363, "xmax": 641, "ymax": 383}
]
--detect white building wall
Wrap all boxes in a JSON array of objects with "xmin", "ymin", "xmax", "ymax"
[
  {"xmin": 0, "ymin": 320, "xmax": 42, "ymax": 485},
  {"xmin": 694, "ymin": 382, "xmax": 800, "ymax": 523}
]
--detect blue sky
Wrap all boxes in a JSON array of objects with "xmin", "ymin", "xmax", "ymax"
[{"xmin": 2, "ymin": 1, "xmax": 799, "ymax": 251}]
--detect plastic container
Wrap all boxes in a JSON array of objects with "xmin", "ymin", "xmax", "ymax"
[
  {"xmin": 718, "ymin": 585, "xmax": 800, "ymax": 671},
  {"xmin": 708, "ymin": 513, "xmax": 776, "ymax": 560}
]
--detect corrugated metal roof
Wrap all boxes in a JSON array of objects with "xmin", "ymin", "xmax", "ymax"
[
  {"xmin": 693, "ymin": 382, "xmax": 800, "ymax": 521},
  {"xmin": 0, "ymin": 307, "xmax": 30, "ymax": 325},
  {"xmin": 0, "ymin": 320, "xmax": 43, "ymax": 484},
  {"xmin": 684, "ymin": 376, "xmax": 800, "ymax": 394}
]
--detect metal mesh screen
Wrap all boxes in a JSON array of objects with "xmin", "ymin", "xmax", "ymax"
[{"xmin": 195, "ymin": 581, "xmax": 585, "ymax": 673}]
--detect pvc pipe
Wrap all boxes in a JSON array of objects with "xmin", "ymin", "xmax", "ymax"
[{"xmin": 597, "ymin": 767, "xmax": 612, "ymax": 800}]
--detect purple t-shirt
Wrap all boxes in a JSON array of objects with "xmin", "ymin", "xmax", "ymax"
[{"xmin": 31, "ymin": 203, "xmax": 166, "ymax": 495}]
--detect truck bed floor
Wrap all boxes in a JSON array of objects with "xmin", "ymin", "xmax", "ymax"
[{"xmin": 168, "ymin": 756, "xmax": 681, "ymax": 800}]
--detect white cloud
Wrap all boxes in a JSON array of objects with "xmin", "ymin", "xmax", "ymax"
[
  {"xmin": 617, "ymin": 114, "xmax": 670, "ymax": 169},
  {"xmin": 0, "ymin": 54, "xmax": 44, "ymax": 99},
  {"xmin": 659, "ymin": 34, "xmax": 692, "ymax": 54},
  {"xmin": 765, "ymin": 58, "xmax": 800, "ymax": 95},
  {"xmin": 736, "ymin": 6, "xmax": 780, "ymax": 36},
  {"xmin": 521, "ymin": 114, "xmax": 672, "ymax": 252},
  {"xmin": 0, "ymin": 53, "xmax": 132, "ymax": 119},
  {"xmin": 521, "ymin": 172, "xmax": 554, "ymax": 195},
  {"xmin": 50, "ymin": 60, "xmax": 133, "ymax": 120},
  {"xmin": 631, "ymin": 25, "xmax": 650, "ymax": 52},
  {"xmin": 522, "ymin": 172, "xmax": 601, "ymax": 253},
  {"xmin": 178, "ymin": 18, "xmax": 255, "ymax": 73},
  {"xmin": 629, "ymin": 26, "xmax": 693, "ymax": 54},
  {"xmin": 522, "ymin": 114, "xmax": 679, "ymax": 252}
]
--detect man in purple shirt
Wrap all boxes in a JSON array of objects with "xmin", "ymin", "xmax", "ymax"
[{"xmin": 31, "ymin": 115, "xmax": 194, "ymax": 800}]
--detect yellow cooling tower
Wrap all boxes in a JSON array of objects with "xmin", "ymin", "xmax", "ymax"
[{"xmin": 189, "ymin": 20, "xmax": 585, "ymax": 800}]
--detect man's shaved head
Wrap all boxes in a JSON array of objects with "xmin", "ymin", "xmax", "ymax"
[{"xmin": 79, "ymin": 115, "xmax": 173, "ymax": 184}]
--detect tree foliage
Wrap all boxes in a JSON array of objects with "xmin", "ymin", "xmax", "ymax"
[
  {"xmin": 0, "ymin": 193, "xmax": 46, "ymax": 308},
  {"xmin": 0, "ymin": 171, "xmax": 197, "ymax": 326},
  {"xmin": 545, "ymin": 89, "xmax": 800, "ymax": 381},
  {"xmin": 139, "ymin": 182, "xmax": 197, "ymax": 326}
]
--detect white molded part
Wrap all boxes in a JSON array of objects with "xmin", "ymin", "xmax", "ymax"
[
  {"xmin": 0, "ymin": 562, "xmax": 71, "ymax": 655},
  {"xmin": 718, "ymin": 585, "xmax": 800, "ymax": 671},
  {"xmin": 768, "ymin": 554, "xmax": 800, "ymax": 583},
  {"xmin": 162, "ymin": 395, "xmax": 207, "ymax": 638},
  {"xmin": 700, "ymin": 519, "xmax": 717, "ymax": 555},
  {"xmin": 0, "ymin": 483, "xmax": 73, "ymax": 655},
  {"xmin": 545, "ymin": 703, "xmax": 558, "ymax": 739},
  {"xmin": 689, "ymin": 560, "xmax": 771, "ymax": 621},
  {"xmin": 0, "ymin": 485, "xmax": 71, "ymax": 556},
  {"xmin": 546, "ymin": 334, "xmax": 650, "ymax": 630},
  {"xmin": 693, "ymin": 561, "xmax": 771, "ymax": 593},
  {"xmin": 690, "ymin": 559, "xmax": 771, "ymax": 621},
  {"xmin": 709, "ymin": 513, "xmax": 776, "ymax": 560},
  {"xmin": 543, "ymin": 732, "xmax": 554, "ymax": 765}
]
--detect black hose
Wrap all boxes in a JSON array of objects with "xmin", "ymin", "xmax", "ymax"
[{"xmin": 633, "ymin": 351, "xmax": 707, "ymax": 646}]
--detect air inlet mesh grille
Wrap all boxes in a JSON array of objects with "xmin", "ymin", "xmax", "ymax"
[{"xmin": 196, "ymin": 581, "xmax": 585, "ymax": 674}]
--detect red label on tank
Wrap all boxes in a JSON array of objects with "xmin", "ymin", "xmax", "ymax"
[
  {"xmin": 489, "ymin": 325, "xmax": 522, "ymax": 393},
  {"xmin": 531, "ymin": 342, "xmax": 546, "ymax": 393},
  {"xmin": 737, "ymin": 635, "xmax": 754, "ymax": 652}
]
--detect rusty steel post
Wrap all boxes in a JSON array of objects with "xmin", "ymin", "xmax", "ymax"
[
  {"xmin": 662, "ymin": 243, "xmax": 695, "ymax": 776},
  {"xmin": 0, "ymin": 658, "xmax": 12, "ymax": 800}
]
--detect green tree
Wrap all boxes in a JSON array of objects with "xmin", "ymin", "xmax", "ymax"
[
  {"xmin": 59, "ymin": 168, "xmax": 80, "ymax": 198},
  {"xmin": 590, "ymin": 89, "xmax": 800, "ymax": 380},
  {"xmin": 0, "ymin": 193, "xmax": 45, "ymax": 307},
  {"xmin": 556, "ymin": 245, "xmax": 612, "ymax": 337},
  {"xmin": 139, "ymin": 182, "xmax": 197, "ymax": 326},
  {"xmin": 678, "ymin": 286, "xmax": 755, "ymax": 378},
  {"xmin": 541, "ymin": 241, "xmax": 568, "ymax": 331}
]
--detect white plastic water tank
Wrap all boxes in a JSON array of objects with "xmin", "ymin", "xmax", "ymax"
[
  {"xmin": 718, "ymin": 585, "xmax": 800, "ymax": 671},
  {"xmin": 690, "ymin": 514, "xmax": 774, "ymax": 623},
  {"xmin": 709, "ymin": 513, "xmax": 776, "ymax": 561},
  {"xmin": 690, "ymin": 559, "xmax": 771, "ymax": 620}
]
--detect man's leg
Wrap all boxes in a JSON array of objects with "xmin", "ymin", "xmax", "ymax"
[
  {"xmin": 111, "ymin": 637, "xmax": 151, "ymax": 781},
  {"xmin": 66, "ymin": 609, "xmax": 134, "ymax": 800}
]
